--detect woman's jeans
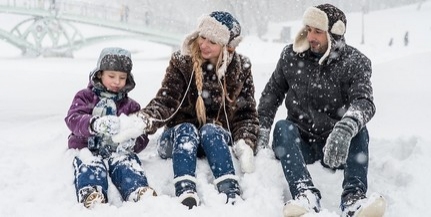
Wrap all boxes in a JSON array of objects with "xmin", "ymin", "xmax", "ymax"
[
  {"xmin": 158, "ymin": 122, "xmax": 237, "ymax": 196},
  {"xmin": 272, "ymin": 119, "xmax": 368, "ymax": 202}
]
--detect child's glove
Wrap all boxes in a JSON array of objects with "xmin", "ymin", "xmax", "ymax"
[
  {"xmin": 323, "ymin": 118, "xmax": 359, "ymax": 168},
  {"xmin": 111, "ymin": 113, "xmax": 150, "ymax": 143},
  {"xmin": 116, "ymin": 138, "xmax": 136, "ymax": 154},
  {"xmin": 91, "ymin": 115, "xmax": 120, "ymax": 136},
  {"xmin": 233, "ymin": 139, "xmax": 255, "ymax": 173}
]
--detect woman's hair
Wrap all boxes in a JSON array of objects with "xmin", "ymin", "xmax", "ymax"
[
  {"xmin": 191, "ymin": 40, "xmax": 206, "ymax": 126},
  {"xmin": 190, "ymin": 38, "xmax": 225, "ymax": 126}
]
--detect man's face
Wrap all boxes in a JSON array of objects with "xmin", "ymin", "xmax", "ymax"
[{"xmin": 306, "ymin": 25, "xmax": 328, "ymax": 54}]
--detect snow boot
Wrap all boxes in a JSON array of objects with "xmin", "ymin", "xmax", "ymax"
[
  {"xmin": 215, "ymin": 175, "xmax": 241, "ymax": 205},
  {"xmin": 78, "ymin": 186, "xmax": 106, "ymax": 209},
  {"xmin": 283, "ymin": 190, "xmax": 321, "ymax": 217},
  {"xmin": 174, "ymin": 176, "xmax": 200, "ymax": 209},
  {"xmin": 178, "ymin": 190, "xmax": 200, "ymax": 209},
  {"xmin": 341, "ymin": 192, "xmax": 386, "ymax": 217},
  {"xmin": 127, "ymin": 186, "xmax": 157, "ymax": 202}
]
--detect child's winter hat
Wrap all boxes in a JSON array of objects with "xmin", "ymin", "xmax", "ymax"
[
  {"xmin": 181, "ymin": 11, "xmax": 242, "ymax": 79},
  {"xmin": 293, "ymin": 4, "xmax": 347, "ymax": 65},
  {"xmin": 96, "ymin": 47, "xmax": 133, "ymax": 74},
  {"xmin": 90, "ymin": 47, "xmax": 136, "ymax": 92}
]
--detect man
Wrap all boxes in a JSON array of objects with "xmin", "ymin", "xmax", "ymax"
[{"xmin": 257, "ymin": 4, "xmax": 386, "ymax": 217}]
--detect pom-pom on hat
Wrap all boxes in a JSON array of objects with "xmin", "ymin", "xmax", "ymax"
[{"xmin": 293, "ymin": 4, "xmax": 347, "ymax": 65}]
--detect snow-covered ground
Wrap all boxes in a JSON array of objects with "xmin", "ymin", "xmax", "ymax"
[{"xmin": 0, "ymin": 2, "xmax": 430, "ymax": 217}]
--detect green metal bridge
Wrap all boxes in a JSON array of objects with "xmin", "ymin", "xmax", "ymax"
[{"xmin": 0, "ymin": 2, "xmax": 184, "ymax": 57}]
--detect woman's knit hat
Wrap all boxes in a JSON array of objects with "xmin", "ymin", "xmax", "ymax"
[
  {"xmin": 181, "ymin": 11, "xmax": 242, "ymax": 79},
  {"xmin": 293, "ymin": 4, "xmax": 347, "ymax": 65}
]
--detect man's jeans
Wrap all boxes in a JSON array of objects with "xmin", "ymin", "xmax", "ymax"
[{"xmin": 272, "ymin": 119, "xmax": 368, "ymax": 201}]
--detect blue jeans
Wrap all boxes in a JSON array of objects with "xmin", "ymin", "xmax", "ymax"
[
  {"xmin": 272, "ymin": 119, "xmax": 368, "ymax": 202},
  {"xmin": 73, "ymin": 152, "xmax": 150, "ymax": 201},
  {"xmin": 158, "ymin": 123, "xmax": 236, "ymax": 195}
]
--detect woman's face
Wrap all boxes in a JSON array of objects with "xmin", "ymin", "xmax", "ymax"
[{"xmin": 197, "ymin": 36, "xmax": 222, "ymax": 65}]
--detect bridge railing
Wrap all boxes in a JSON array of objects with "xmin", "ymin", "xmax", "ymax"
[{"xmin": 0, "ymin": 0, "xmax": 190, "ymax": 35}]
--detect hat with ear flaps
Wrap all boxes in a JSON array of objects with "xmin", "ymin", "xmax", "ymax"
[
  {"xmin": 293, "ymin": 4, "xmax": 347, "ymax": 65},
  {"xmin": 181, "ymin": 11, "xmax": 242, "ymax": 79},
  {"xmin": 90, "ymin": 47, "xmax": 135, "ymax": 93}
]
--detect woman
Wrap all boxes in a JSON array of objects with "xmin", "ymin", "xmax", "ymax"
[{"xmin": 117, "ymin": 11, "xmax": 259, "ymax": 209}]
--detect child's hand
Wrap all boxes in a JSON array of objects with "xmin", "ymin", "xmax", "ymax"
[
  {"xmin": 91, "ymin": 115, "xmax": 120, "ymax": 136},
  {"xmin": 116, "ymin": 138, "xmax": 136, "ymax": 154}
]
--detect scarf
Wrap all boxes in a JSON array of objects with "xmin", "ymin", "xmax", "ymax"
[{"xmin": 88, "ymin": 87, "xmax": 125, "ymax": 158}]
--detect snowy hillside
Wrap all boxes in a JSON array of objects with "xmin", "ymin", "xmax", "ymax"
[{"xmin": 0, "ymin": 2, "xmax": 430, "ymax": 217}]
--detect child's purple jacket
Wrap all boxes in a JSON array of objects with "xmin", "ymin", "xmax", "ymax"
[{"xmin": 65, "ymin": 85, "xmax": 148, "ymax": 153}]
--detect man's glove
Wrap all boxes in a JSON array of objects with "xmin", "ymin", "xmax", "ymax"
[
  {"xmin": 116, "ymin": 138, "xmax": 136, "ymax": 154},
  {"xmin": 323, "ymin": 118, "xmax": 359, "ymax": 168},
  {"xmin": 233, "ymin": 139, "xmax": 255, "ymax": 173},
  {"xmin": 111, "ymin": 113, "xmax": 150, "ymax": 143},
  {"xmin": 91, "ymin": 115, "xmax": 120, "ymax": 136},
  {"xmin": 257, "ymin": 128, "xmax": 270, "ymax": 151}
]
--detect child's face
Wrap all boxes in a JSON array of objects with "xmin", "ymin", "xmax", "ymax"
[{"xmin": 99, "ymin": 70, "xmax": 128, "ymax": 93}]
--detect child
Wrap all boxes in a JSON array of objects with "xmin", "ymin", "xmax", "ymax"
[{"xmin": 65, "ymin": 47, "xmax": 156, "ymax": 208}]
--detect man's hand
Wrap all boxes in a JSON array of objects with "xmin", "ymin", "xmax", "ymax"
[{"xmin": 323, "ymin": 118, "xmax": 359, "ymax": 168}]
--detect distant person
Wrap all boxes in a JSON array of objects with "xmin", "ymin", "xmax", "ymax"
[
  {"xmin": 144, "ymin": 11, "xmax": 151, "ymax": 26},
  {"xmin": 120, "ymin": 5, "xmax": 129, "ymax": 22},
  {"xmin": 388, "ymin": 37, "xmax": 394, "ymax": 46},
  {"xmin": 113, "ymin": 11, "xmax": 259, "ymax": 209},
  {"xmin": 404, "ymin": 31, "xmax": 409, "ymax": 46},
  {"xmin": 49, "ymin": 0, "xmax": 58, "ymax": 15},
  {"xmin": 65, "ymin": 47, "xmax": 156, "ymax": 208},
  {"xmin": 257, "ymin": 4, "xmax": 386, "ymax": 217},
  {"xmin": 124, "ymin": 5, "xmax": 130, "ymax": 22}
]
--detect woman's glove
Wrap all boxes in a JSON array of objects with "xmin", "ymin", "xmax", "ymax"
[
  {"xmin": 111, "ymin": 113, "xmax": 150, "ymax": 143},
  {"xmin": 323, "ymin": 118, "xmax": 359, "ymax": 168},
  {"xmin": 90, "ymin": 115, "xmax": 120, "ymax": 136},
  {"xmin": 233, "ymin": 139, "xmax": 255, "ymax": 173}
]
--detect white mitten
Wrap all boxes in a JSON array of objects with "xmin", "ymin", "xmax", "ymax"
[
  {"xmin": 91, "ymin": 115, "xmax": 120, "ymax": 136},
  {"xmin": 233, "ymin": 139, "xmax": 255, "ymax": 173},
  {"xmin": 111, "ymin": 113, "xmax": 148, "ymax": 143}
]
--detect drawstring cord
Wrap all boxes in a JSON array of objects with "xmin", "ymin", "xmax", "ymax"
[
  {"xmin": 148, "ymin": 69, "xmax": 195, "ymax": 123},
  {"xmin": 148, "ymin": 68, "xmax": 233, "ymax": 143}
]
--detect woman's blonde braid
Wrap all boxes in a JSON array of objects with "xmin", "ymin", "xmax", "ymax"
[{"xmin": 191, "ymin": 42, "xmax": 206, "ymax": 126}]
